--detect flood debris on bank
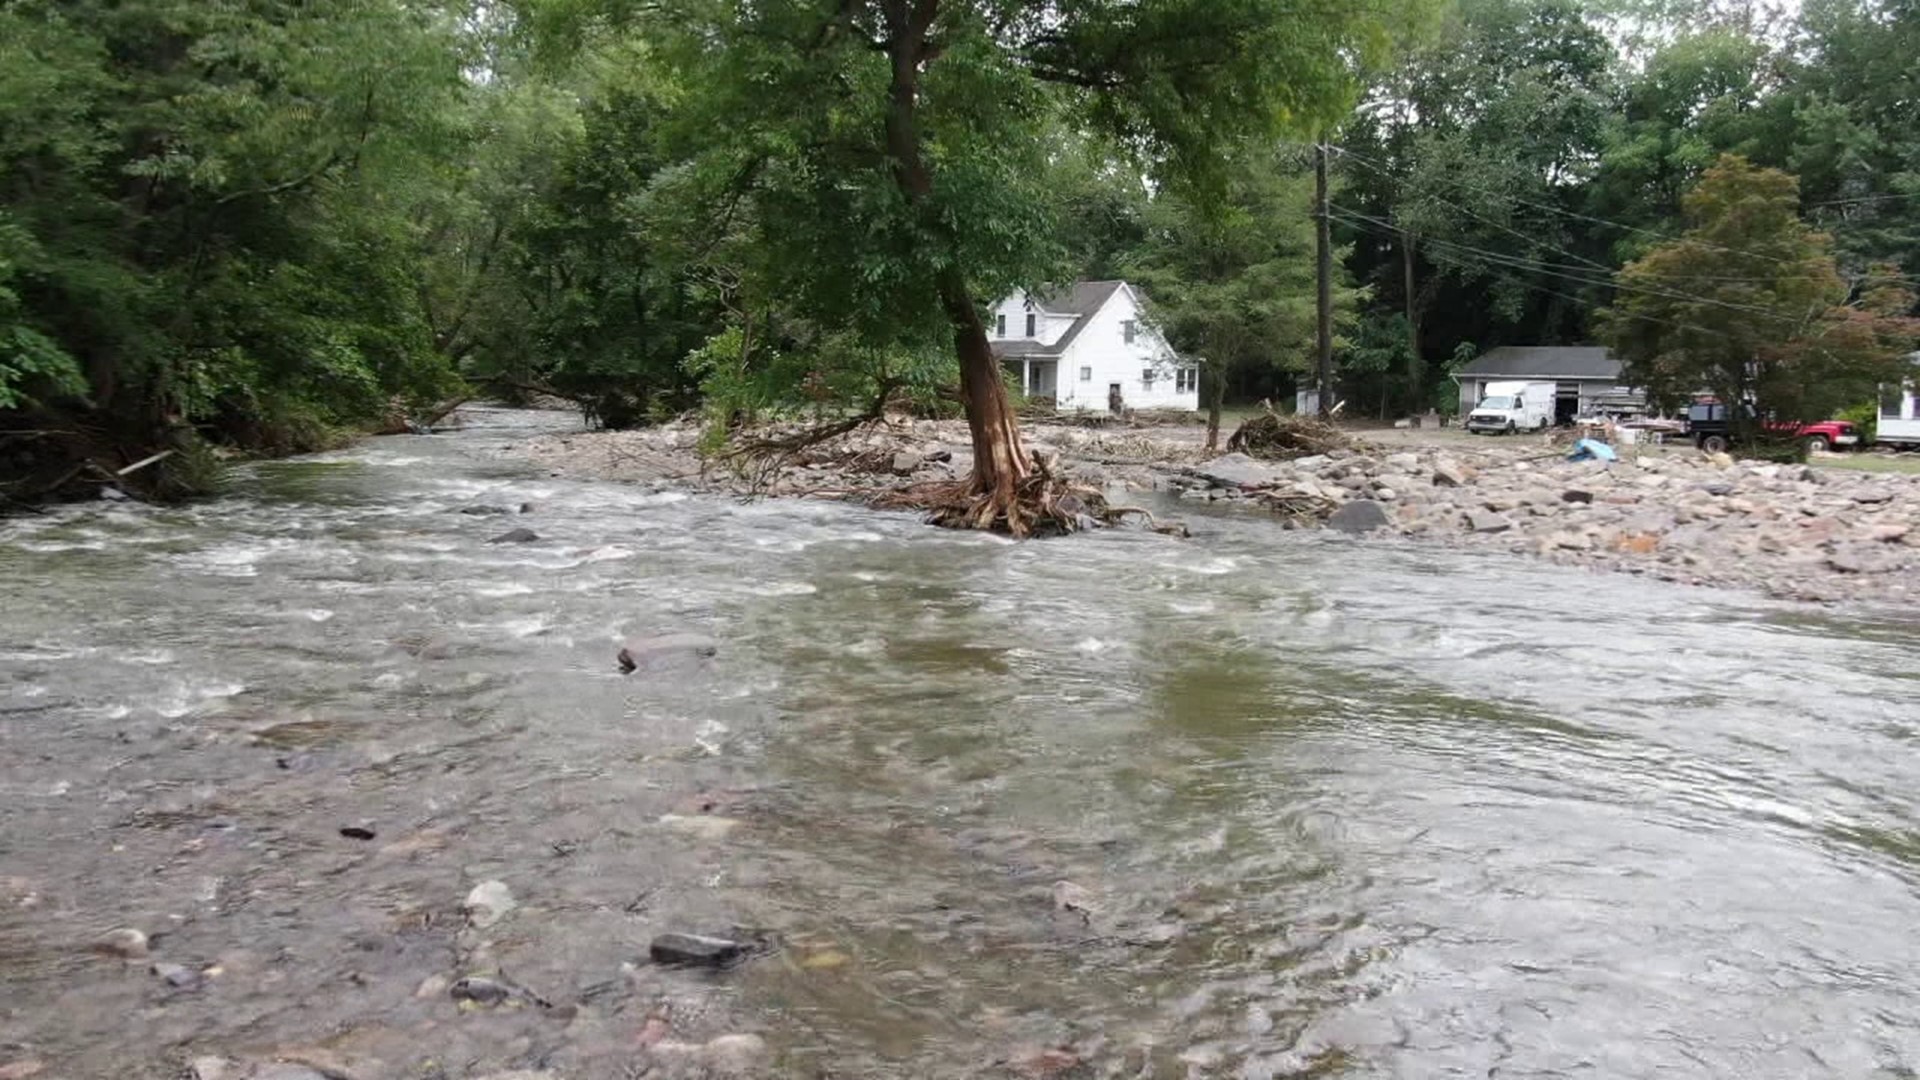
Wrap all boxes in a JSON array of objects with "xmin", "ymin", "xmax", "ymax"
[{"xmin": 506, "ymin": 413, "xmax": 1920, "ymax": 605}]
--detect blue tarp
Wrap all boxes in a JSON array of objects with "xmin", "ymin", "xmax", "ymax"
[{"xmin": 1568, "ymin": 438, "xmax": 1618, "ymax": 462}]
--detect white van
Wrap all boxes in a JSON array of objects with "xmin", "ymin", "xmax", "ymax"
[{"xmin": 1466, "ymin": 380, "xmax": 1555, "ymax": 434}]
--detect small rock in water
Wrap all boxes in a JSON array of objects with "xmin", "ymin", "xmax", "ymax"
[
  {"xmin": 487, "ymin": 527, "xmax": 540, "ymax": 544},
  {"xmin": 152, "ymin": 961, "xmax": 203, "ymax": 991},
  {"xmin": 449, "ymin": 974, "xmax": 519, "ymax": 1007},
  {"xmin": 249, "ymin": 1066, "xmax": 331, "ymax": 1080},
  {"xmin": 617, "ymin": 633, "xmax": 719, "ymax": 674},
  {"xmin": 701, "ymin": 1033, "xmax": 771, "ymax": 1076},
  {"xmin": 93, "ymin": 927, "xmax": 149, "ymax": 959},
  {"xmin": 338, "ymin": 825, "xmax": 376, "ymax": 841},
  {"xmin": 99, "ymin": 486, "xmax": 129, "ymax": 502},
  {"xmin": 459, "ymin": 504, "xmax": 512, "ymax": 515},
  {"xmin": 1326, "ymin": 500, "xmax": 1391, "ymax": 534},
  {"xmin": 518, "ymin": 501, "xmax": 538, "ymax": 514},
  {"xmin": 659, "ymin": 814, "xmax": 742, "ymax": 840},
  {"xmin": 650, "ymin": 932, "xmax": 746, "ymax": 968},
  {"xmin": 414, "ymin": 973, "xmax": 451, "ymax": 999},
  {"xmin": 187, "ymin": 1057, "xmax": 234, "ymax": 1080},
  {"xmin": 1051, "ymin": 880, "xmax": 1098, "ymax": 921},
  {"xmin": 463, "ymin": 880, "xmax": 517, "ymax": 928}
]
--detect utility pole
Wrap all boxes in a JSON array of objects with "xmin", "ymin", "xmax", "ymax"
[{"xmin": 1315, "ymin": 141, "xmax": 1333, "ymax": 419}]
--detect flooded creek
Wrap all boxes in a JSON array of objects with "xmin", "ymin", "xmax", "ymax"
[{"xmin": 5, "ymin": 408, "xmax": 1920, "ymax": 1078}]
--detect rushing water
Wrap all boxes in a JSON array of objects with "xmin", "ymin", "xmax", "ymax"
[{"xmin": 5, "ymin": 408, "xmax": 1920, "ymax": 1080}]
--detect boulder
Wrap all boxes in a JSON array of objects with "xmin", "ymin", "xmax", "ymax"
[
  {"xmin": 650, "ymin": 932, "xmax": 747, "ymax": 968},
  {"xmin": 1327, "ymin": 500, "xmax": 1392, "ymax": 535},
  {"xmin": 890, "ymin": 451, "xmax": 923, "ymax": 475},
  {"xmin": 1192, "ymin": 453, "xmax": 1284, "ymax": 490},
  {"xmin": 1384, "ymin": 452, "xmax": 1419, "ymax": 471},
  {"xmin": 487, "ymin": 528, "xmax": 540, "ymax": 544},
  {"xmin": 1432, "ymin": 461, "xmax": 1469, "ymax": 488},
  {"xmin": 1465, "ymin": 510, "xmax": 1514, "ymax": 534},
  {"xmin": 617, "ymin": 633, "xmax": 719, "ymax": 673},
  {"xmin": 1852, "ymin": 488, "xmax": 1896, "ymax": 505}
]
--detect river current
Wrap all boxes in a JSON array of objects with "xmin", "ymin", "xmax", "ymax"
[{"xmin": 4, "ymin": 408, "xmax": 1919, "ymax": 1079}]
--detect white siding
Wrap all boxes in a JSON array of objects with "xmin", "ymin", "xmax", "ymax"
[{"xmin": 1054, "ymin": 286, "xmax": 1196, "ymax": 412}]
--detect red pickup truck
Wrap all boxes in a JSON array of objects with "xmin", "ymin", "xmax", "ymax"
[{"xmin": 1686, "ymin": 402, "xmax": 1862, "ymax": 453}]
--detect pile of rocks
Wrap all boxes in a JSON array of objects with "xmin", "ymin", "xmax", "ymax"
[{"xmin": 1166, "ymin": 446, "xmax": 1920, "ymax": 604}]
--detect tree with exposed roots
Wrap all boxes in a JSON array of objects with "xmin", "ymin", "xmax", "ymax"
[{"xmin": 642, "ymin": 0, "xmax": 1422, "ymax": 534}]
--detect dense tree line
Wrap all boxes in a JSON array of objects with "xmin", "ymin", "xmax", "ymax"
[{"xmin": 2, "ymin": 0, "xmax": 1916, "ymax": 510}]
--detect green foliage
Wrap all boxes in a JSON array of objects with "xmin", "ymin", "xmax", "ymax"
[
  {"xmin": 0, "ymin": 0, "xmax": 467, "ymax": 487},
  {"xmin": 1839, "ymin": 399, "xmax": 1879, "ymax": 444},
  {"xmin": 1125, "ymin": 145, "xmax": 1351, "ymax": 413},
  {"xmin": 1600, "ymin": 156, "xmax": 1919, "ymax": 424}
]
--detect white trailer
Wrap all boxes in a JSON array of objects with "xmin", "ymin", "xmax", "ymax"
[{"xmin": 1879, "ymin": 353, "xmax": 1920, "ymax": 449}]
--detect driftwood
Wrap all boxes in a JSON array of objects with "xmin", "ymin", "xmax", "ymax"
[{"xmin": 1226, "ymin": 413, "xmax": 1354, "ymax": 460}]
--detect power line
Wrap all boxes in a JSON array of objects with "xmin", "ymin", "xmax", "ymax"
[
  {"xmin": 1328, "ymin": 206, "xmax": 1758, "ymax": 343},
  {"xmin": 1335, "ymin": 144, "xmax": 1920, "ymax": 286},
  {"xmin": 1330, "ymin": 203, "xmax": 1823, "ymax": 325}
]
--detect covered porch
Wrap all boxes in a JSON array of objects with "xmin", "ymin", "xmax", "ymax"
[{"xmin": 1001, "ymin": 357, "xmax": 1058, "ymax": 403}]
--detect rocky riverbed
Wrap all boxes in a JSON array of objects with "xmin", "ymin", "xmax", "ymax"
[{"xmin": 508, "ymin": 416, "xmax": 1920, "ymax": 606}]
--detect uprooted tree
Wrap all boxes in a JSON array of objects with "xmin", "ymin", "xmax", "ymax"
[{"xmin": 639, "ymin": 0, "xmax": 1422, "ymax": 534}]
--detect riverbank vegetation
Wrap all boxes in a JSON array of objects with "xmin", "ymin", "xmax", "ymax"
[{"xmin": 3, "ymin": 0, "xmax": 1918, "ymax": 516}]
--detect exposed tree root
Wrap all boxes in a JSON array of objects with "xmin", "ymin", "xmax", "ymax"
[{"xmin": 871, "ymin": 453, "xmax": 1148, "ymax": 538}]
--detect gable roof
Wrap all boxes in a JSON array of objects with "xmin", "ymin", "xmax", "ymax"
[
  {"xmin": 1456, "ymin": 346, "xmax": 1621, "ymax": 380},
  {"xmin": 990, "ymin": 280, "xmax": 1129, "ymax": 360}
]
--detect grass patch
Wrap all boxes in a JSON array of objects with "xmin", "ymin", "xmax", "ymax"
[{"xmin": 1816, "ymin": 453, "xmax": 1920, "ymax": 476}]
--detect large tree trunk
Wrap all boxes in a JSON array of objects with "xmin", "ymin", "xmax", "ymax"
[
  {"xmin": 882, "ymin": 0, "xmax": 1032, "ymax": 526},
  {"xmin": 941, "ymin": 271, "xmax": 1030, "ymax": 505}
]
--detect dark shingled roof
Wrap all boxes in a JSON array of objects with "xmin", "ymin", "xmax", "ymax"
[
  {"xmin": 988, "ymin": 280, "xmax": 1128, "ymax": 360},
  {"xmin": 1456, "ymin": 346, "xmax": 1622, "ymax": 380}
]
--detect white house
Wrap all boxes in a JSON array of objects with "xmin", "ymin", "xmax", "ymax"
[{"xmin": 987, "ymin": 280, "xmax": 1197, "ymax": 413}]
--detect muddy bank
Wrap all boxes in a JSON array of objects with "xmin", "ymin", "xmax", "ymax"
[{"xmin": 507, "ymin": 417, "xmax": 1918, "ymax": 606}]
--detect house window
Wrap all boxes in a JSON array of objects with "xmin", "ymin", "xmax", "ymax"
[
  {"xmin": 1079, "ymin": 366, "xmax": 1092, "ymax": 382},
  {"xmin": 996, "ymin": 314, "xmax": 1006, "ymax": 337},
  {"xmin": 1123, "ymin": 320, "xmax": 1138, "ymax": 344},
  {"xmin": 1026, "ymin": 313, "xmax": 1037, "ymax": 337},
  {"xmin": 1176, "ymin": 368, "xmax": 1196, "ymax": 393},
  {"xmin": 1141, "ymin": 367, "xmax": 1155, "ymax": 387}
]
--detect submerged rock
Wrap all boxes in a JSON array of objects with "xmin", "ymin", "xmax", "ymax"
[
  {"xmin": 152, "ymin": 961, "xmax": 203, "ymax": 991},
  {"xmin": 93, "ymin": 927, "xmax": 149, "ymax": 959},
  {"xmin": 463, "ymin": 880, "xmax": 516, "ymax": 928},
  {"xmin": 650, "ymin": 932, "xmax": 746, "ymax": 967},
  {"xmin": 487, "ymin": 527, "xmax": 540, "ymax": 544},
  {"xmin": 617, "ymin": 633, "xmax": 719, "ymax": 674},
  {"xmin": 701, "ymin": 1033, "xmax": 771, "ymax": 1076}
]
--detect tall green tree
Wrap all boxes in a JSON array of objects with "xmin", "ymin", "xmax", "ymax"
[
  {"xmin": 634, "ymin": 0, "xmax": 1423, "ymax": 533},
  {"xmin": 1126, "ymin": 147, "xmax": 1341, "ymax": 449},
  {"xmin": 1600, "ymin": 155, "xmax": 1918, "ymax": 427},
  {"xmin": 0, "ymin": 0, "xmax": 469, "ymax": 496}
]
